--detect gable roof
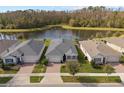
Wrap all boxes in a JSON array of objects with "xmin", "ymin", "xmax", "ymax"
[
  {"xmin": 45, "ymin": 39, "xmax": 77, "ymax": 56},
  {"xmin": 79, "ymin": 40, "xmax": 121, "ymax": 57},
  {"xmin": 1, "ymin": 39, "xmax": 44, "ymax": 57},
  {"xmin": 105, "ymin": 37, "xmax": 124, "ymax": 48}
]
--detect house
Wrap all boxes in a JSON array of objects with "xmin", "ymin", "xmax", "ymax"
[
  {"xmin": 79, "ymin": 40, "xmax": 122, "ymax": 64},
  {"xmin": 0, "ymin": 40, "xmax": 18, "ymax": 55},
  {"xmin": 0, "ymin": 33, "xmax": 17, "ymax": 40},
  {"xmin": 104, "ymin": 37, "xmax": 124, "ymax": 54},
  {"xmin": 1, "ymin": 39, "xmax": 45, "ymax": 64},
  {"xmin": 45, "ymin": 39, "xmax": 78, "ymax": 63}
]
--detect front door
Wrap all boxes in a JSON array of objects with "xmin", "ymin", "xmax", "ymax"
[
  {"xmin": 103, "ymin": 57, "xmax": 106, "ymax": 64},
  {"xmin": 63, "ymin": 54, "xmax": 66, "ymax": 62},
  {"xmin": 17, "ymin": 57, "xmax": 22, "ymax": 64}
]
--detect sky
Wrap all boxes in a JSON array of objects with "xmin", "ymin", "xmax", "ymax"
[
  {"xmin": 0, "ymin": 6, "xmax": 123, "ymax": 12},
  {"xmin": 0, "ymin": 6, "xmax": 82, "ymax": 12}
]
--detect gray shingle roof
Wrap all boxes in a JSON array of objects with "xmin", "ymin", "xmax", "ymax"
[
  {"xmin": 46, "ymin": 39, "xmax": 77, "ymax": 56},
  {"xmin": 1, "ymin": 39, "xmax": 44, "ymax": 57},
  {"xmin": 0, "ymin": 40, "xmax": 18, "ymax": 54},
  {"xmin": 79, "ymin": 40, "xmax": 121, "ymax": 57},
  {"xmin": 105, "ymin": 37, "xmax": 124, "ymax": 48}
]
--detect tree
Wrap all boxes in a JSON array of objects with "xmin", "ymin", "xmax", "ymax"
[
  {"xmin": 66, "ymin": 61, "xmax": 79, "ymax": 76},
  {"xmin": 104, "ymin": 65, "xmax": 114, "ymax": 75},
  {"xmin": 119, "ymin": 55, "xmax": 124, "ymax": 63},
  {"xmin": 95, "ymin": 32, "xmax": 103, "ymax": 38},
  {"xmin": 0, "ymin": 6, "xmax": 124, "ymax": 29},
  {"xmin": 69, "ymin": 19, "xmax": 80, "ymax": 27},
  {"xmin": 0, "ymin": 24, "xmax": 4, "ymax": 29},
  {"xmin": 106, "ymin": 31, "xmax": 112, "ymax": 37}
]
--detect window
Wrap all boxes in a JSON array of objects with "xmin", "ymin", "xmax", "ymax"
[
  {"xmin": 94, "ymin": 58, "xmax": 101, "ymax": 62},
  {"xmin": 67, "ymin": 56, "xmax": 71, "ymax": 59},
  {"xmin": 5, "ymin": 59, "xmax": 13, "ymax": 64},
  {"xmin": 72, "ymin": 56, "xmax": 76, "ymax": 59}
]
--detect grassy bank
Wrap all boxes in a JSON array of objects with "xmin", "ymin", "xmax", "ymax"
[
  {"xmin": 61, "ymin": 76, "xmax": 121, "ymax": 83},
  {"xmin": 0, "ymin": 25, "xmax": 59, "ymax": 33},
  {"xmin": 61, "ymin": 25, "xmax": 124, "ymax": 32},
  {"xmin": 1, "ymin": 25, "xmax": 124, "ymax": 33}
]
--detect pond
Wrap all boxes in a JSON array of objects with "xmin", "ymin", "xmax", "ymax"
[{"xmin": 1, "ymin": 28, "xmax": 124, "ymax": 40}]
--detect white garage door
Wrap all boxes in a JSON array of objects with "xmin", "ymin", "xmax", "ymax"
[
  {"xmin": 49, "ymin": 57, "xmax": 62, "ymax": 63},
  {"xmin": 107, "ymin": 56, "xmax": 119, "ymax": 63}
]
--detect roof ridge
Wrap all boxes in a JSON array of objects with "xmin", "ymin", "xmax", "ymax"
[{"xmin": 1, "ymin": 40, "xmax": 30, "ymax": 57}]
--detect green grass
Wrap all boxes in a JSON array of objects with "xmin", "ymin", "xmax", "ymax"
[
  {"xmin": 4, "ymin": 70, "xmax": 18, "ymax": 74},
  {"xmin": 32, "ymin": 64, "xmax": 46, "ymax": 73},
  {"xmin": 0, "ymin": 25, "xmax": 57, "ymax": 33},
  {"xmin": 0, "ymin": 67, "xmax": 20, "ymax": 74},
  {"xmin": 44, "ymin": 39, "xmax": 51, "ymax": 47},
  {"xmin": 0, "ymin": 77, "xmax": 13, "ymax": 84},
  {"xmin": 1, "ymin": 24, "xmax": 124, "ymax": 33},
  {"xmin": 61, "ymin": 25, "xmax": 124, "ymax": 32},
  {"xmin": 30, "ymin": 76, "xmax": 43, "ymax": 83},
  {"xmin": 61, "ymin": 76, "xmax": 121, "ymax": 83},
  {"xmin": 75, "ymin": 45, "xmax": 85, "ymax": 63},
  {"xmin": 61, "ymin": 62, "xmax": 115, "ymax": 73}
]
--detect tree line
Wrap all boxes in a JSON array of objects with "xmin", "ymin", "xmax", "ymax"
[{"xmin": 0, "ymin": 6, "xmax": 124, "ymax": 29}]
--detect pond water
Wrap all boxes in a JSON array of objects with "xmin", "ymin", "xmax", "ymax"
[{"xmin": 1, "ymin": 28, "xmax": 124, "ymax": 40}]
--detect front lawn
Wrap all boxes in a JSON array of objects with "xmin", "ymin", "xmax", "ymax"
[
  {"xmin": 0, "ymin": 65, "xmax": 20, "ymax": 74},
  {"xmin": 61, "ymin": 76, "xmax": 121, "ymax": 83},
  {"xmin": 30, "ymin": 76, "xmax": 43, "ymax": 83},
  {"xmin": 61, "ymin": 62, "xmax": 115, "ymax": 73},
  {"xmin": 61, "ymin": 46, "xmax": 115, "ymax": 73},
  {"xmin": 32, "ymin": 64, "xmax": 46, "ymax": 73},
  {"xmin": 0, "ymin": 77, "xmax": 13, "ymax": 84}
]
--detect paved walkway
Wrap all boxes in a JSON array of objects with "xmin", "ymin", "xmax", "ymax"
[
  {"xmin": 6, "ymin": 64, "xmax": 35, "ymax": 87},
  {"xmin": 41, "ymin": 63, "xmax": 63, "ymax": 84},
  {"xmin": 111, "ymin": 63, "xmax": 124, "ymax": 73}
]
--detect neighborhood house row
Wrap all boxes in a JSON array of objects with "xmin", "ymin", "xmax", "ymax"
[{"xmin": 0, "ymin": 38, "xmax": 124, "ymax": 64}]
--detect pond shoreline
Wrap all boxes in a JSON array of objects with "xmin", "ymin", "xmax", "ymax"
[{"xmin": 0, "ymin": 25, "xmax": 124, "ymax": 33}]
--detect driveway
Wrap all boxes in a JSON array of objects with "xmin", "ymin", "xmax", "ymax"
[
  {"xmin": 110, "ymin": 63, "xmax": 124, "ymax": 73},
  {"xmin": 7, "ymin": 64, "xmax": 35, "ymax": 86},
  {"xmin": 41, "ymin": 63, "xmax": 63, "ymax": 84},
  {"xmin": 46, "ymin": 63, "xmax": 61, "ymax": 73}
]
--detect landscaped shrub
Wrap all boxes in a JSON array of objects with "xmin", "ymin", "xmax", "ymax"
[
  {"xmin": 0, "ymin": 59, "xmax": 3, "ymax": 68},
  {"xmin": 119, "ymin": 56, "xmax": 124, "ymax": 63},
  {"xmin": 75, "ymin": 45, "xmax": 85, "ymax": 63},
  {"xmin": 91, "ymin": 62, "xmax": 102, "ymax": 69},
  {"xmin": 11, "ymin": 65, "xmax": 20, "ymax": 71},
  {"xmin": 66, "ymin": 61, "xmax": 80, "ymax": 76},
  {"xmin": 41, "ymin": 59, "xmax": 48, "ymax": 66},
  {"xmin": 3, "ymin": 64, "xmax": 16, "ymax": 70},
  {"xmin": 103, "ymin": 65, "xmax": 115, "ymax": 74}
]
